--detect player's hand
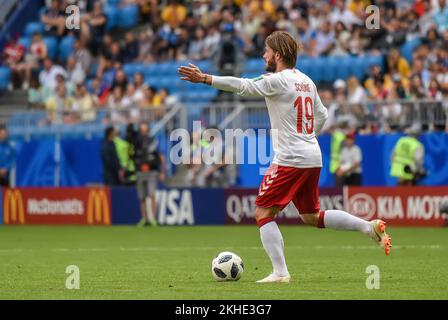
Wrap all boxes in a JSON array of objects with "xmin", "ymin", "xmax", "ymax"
[{"xmin": 178, "ymin": 63, "xmax": 206, "ymax": 83}]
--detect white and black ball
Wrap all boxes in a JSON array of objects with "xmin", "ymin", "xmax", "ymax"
[{"xmin": 211, "ymin": 251, "xmax": 244, "ymax": 281}]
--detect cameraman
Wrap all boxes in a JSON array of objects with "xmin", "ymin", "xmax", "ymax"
[
  {"xmin": 214, "ymin": 20, "xmax": 244, "ymax": 77},
  {"xmin": 390, "ymin": 127, "xmax": 426, "ymax": 186},
  {"xmin": 134, "ymin": 122, "xmax": 165, "ymax": 227}
]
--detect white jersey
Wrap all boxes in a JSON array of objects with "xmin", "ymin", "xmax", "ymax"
[{"xmin": 212, "ymin": 68, "xmax": 328, "ymax": 168}]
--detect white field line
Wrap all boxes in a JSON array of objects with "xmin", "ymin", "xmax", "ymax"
[{"xmin": 0, "ymin": 245, "xmax": 443, "ymax": 253}]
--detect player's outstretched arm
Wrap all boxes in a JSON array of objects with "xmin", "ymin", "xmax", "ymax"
[
  {"xmin": 178, "ymin": 63, "xmax": 282, "ymax": 97},
  {"xmin": 178, "ymin": 63, "xmax": 242, "ymax": 93}
]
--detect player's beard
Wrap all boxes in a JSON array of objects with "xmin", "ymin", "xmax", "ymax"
[{"xmin": 265, "ymin": 56, "xmax": 277, "ymax": 73}]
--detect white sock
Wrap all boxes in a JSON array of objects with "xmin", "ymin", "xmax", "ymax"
[
  {"xmin": 259, "ymin": 221, "xmax": 289, "ymax": 277},
  {"xmin": 322, "ymin": 210, "xmax": 372, "ymax": 235}
]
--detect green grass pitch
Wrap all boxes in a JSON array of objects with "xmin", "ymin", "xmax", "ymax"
[{"xmin": 0, "ymin": 225, "xmax": 447, "ymax": 299}]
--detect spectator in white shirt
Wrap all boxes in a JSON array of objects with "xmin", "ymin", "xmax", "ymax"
[
  {"xmin": 39, "ymin": 58, "xmax": 68, "ymax": 90},
  {"xmin": 122, "ymin": 83, "xmax": 144, "ymax": 110},
  {"xmin": 314, "ymin": 20, "xmax": 335, "ymax": 56},
  {"xmin": 337, "ymin": 132, "xmax": 363, "ymax": 186},
  {"xmin": 330, "ymin": 0, "xmax": 363, "ymax": 28},
  {"xmin": 347, "ymin": 76, "xmax": 367, "ymax": 104}
]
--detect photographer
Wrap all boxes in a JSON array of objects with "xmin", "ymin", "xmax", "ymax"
[
  {"xmin": 214, "ymin": 23, "xmax": 244, "ymax": 77},
  {"xmin": 134, "ymin": 122, "xmax": 165, "ymax": 227}
]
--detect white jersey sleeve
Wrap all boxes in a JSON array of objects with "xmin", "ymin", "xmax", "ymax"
[
  {"xmin": 211, "ymin": 74, "xmax": 288, "ymax": 97},
  {"xmin": 313, "ymin": 85, "xmax": 328, "ymax": 135}
]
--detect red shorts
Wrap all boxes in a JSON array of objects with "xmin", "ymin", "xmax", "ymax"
[{"xmin": 255, "ymin": 164, "xmax": 321, "ymax": 214}]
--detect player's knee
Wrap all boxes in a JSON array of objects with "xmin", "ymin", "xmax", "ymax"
[
  {"xmin": 300, "ymin": 213, "xmax": 319, "ymax": 226},
  {"xmin": 255, "ymin": 208, "xmax": 268, "ymax": 223},
  {"xmin": 255, "ymin": 207, "xmax": 277, "ymax": 224}
]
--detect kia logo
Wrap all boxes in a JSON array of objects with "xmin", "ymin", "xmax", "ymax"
[{"xmin": 349, "ymin": 193, "xmax": 376, "ymax": 220}]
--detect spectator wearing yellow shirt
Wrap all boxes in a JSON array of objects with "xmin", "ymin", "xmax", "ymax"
[
  {"xmin": 248, "ymin": 0, "xmax": 275, "ymax": 20},
  {"xmin": 387, "ymin": 48, "xmax": 411, "ymax": 79},
  {"xmin": 139, "ymin": 85, "xmax": 156, "ymax": 108},
  {"xmin": 45, "ymin": 84, "xmax": 74, "ymax": 124},
  {"xmin": 153, "ymin": 88, "xmax": 177, "ymax": 106},
  {"xmin": 72, "ymin": 84, "xmax": 98, "ymax": 122},
  {"xmin": 152, "ymin": 88, "xmax": 175, "ymax": 121},
  {"xmin": 348, "ymin": 0, "xmax": 370, "ymax": 19},
  {"xmin": 161, "ymin": 0, "xmax": 187, "ymax": 29},
  {"xmin": 364, "ymin": 64, "xmax": 388, "ymax": 100}
]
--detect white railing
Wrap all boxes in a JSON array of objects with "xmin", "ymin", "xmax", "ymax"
[
  {"xmin": 5, "ymin": 98, "xmax": 448, "ymax": 141},
  {"xmin": 5, "ymin": 103, "xmax": 187, "ymax": 141}
]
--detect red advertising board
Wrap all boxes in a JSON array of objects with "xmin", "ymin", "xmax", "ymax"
[
  {"xmin": 344, "ymin": 186, "xmax": 448, "ymax": 226},
  {"xmin": 224, "ymin": 188, "xmax": 342, "ymax": 225},
  {"xmin": 3, "ymin": 188, "xmax": 111, "ymax": 225}
]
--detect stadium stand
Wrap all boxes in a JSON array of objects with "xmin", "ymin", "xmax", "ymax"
[{"xmin": 0, "ymin": 0, "xmax": 447, "ymax": 187}]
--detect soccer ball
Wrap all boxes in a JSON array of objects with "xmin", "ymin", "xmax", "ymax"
[{"xmin": 211, "ymin": 251, "xmax": 244, "ymax": 281}]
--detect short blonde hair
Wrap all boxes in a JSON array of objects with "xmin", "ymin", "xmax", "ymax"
[{"xmin": 265, "ymin": 31, "xmax": 299, "ymax": 68}]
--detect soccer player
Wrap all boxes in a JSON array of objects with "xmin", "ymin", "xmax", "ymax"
[{"xmin": 178, "ymin": 31, "xmax": 391, "ymax": 283}]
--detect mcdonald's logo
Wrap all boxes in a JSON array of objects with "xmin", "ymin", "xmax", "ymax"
[
  {"xmin": 87, "ymin": 189, "xmax": 110, "ymax": 225},
  {"xmin": 4, "ymin": 189, "xmax": 25, "ymax": 224}
]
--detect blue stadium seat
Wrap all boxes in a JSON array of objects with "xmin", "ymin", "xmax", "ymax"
[
  {"xmin": 180, "ymin": 86, "xmax": 217, "ymax": 103},
  {"xmin": 308, "ymin": 57, "xmax": 325, "ymax": 83},
  {"xmin": 334, "ymin": 55, "xmax": 353, "ymax": 80},
  {"xmin": 58, "ymin": 36, "xmax": 76, "ymax": 61},
  {"xmin": 321, "ymin": 56, "xmax": 338, "ymax": 83},
  {"xmin": 107, "ymin": 0, "xmax": 122, "ymax": 5},
  {"xmin": 144, "ymin": 77, "xmax": 158, "ymax": 87},
  {"xmin": 197, "ymin": 88, "xmax": 218, "ymax": 100},
  {"xmin": 123, "ymin": 63, "xmax": 137, "ymax": 78},
  {"xmin": 246, "ymin": 59, "xmax": 264, "ymax": 73},
  {"xmin": 241, "ymin": 72, "xmax": 262, "ymax": 79},
  {"xmin": 168, "ymin": 83, "xmax": 182, "ymax": 93},
  {"xmin": 350, "ymin": 56, "xmax": 368, "ymax": 80},
  {"xmin": 158, "ymin": 76, "xmax": 180, "ymax": 90},
  {"xmin": 103, "ymin": 5, "xmax": 118, "ymax": 30},
  {"xmin": 196, "ymin": 60, "xmax": 213, "ymax": 73},
  {"xmin": 0, "ymin": 67, "xmax": 11, "ymax": 90},
  {"xmin": 136, "ymin": 63, "xmax": 147, "ymax": 76},
  {"xmin": 43, "ymin": 37, "xmax": 58, "ymax": 59},
  {"xmin": 116, "ymin": 5, "xmax": 139, "ymax": 28},
  {"xmin": 365, "ymin": 55, "xmax": 384, "ymax": 71},
  {"xmin": 184, "ymin": 81, "xmax": 205, "ymax": 92},
  {"xmin": 158, "ymin": 61, "xmax": 178, "ymax": 76},
  {"xmin": 140, "ymin": 63, "xmax": 157, "ymax": 76},
  {"xmin": 18, "ymin": 37, "xmax": 32, "ymax": 50},
  {"xmin": 296, "ymin": 56, "xmax": 311, "ymax": 75},
  {"xmin": 400, "ymin": 38, "xmax": 421, "ymax": 64},
  {"xmin": 24, "ymin": 22, "xmax": 44, "ymax": 37}
]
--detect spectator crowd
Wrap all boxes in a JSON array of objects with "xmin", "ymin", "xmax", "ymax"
[{"xmin": 1, "ymin": 0, "xmax": 447, "ymax": 131}]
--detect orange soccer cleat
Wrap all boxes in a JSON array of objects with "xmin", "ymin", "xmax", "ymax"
[{"xmin": 370, "ymin": 219, "xmax": 392, "ymax": 256}]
